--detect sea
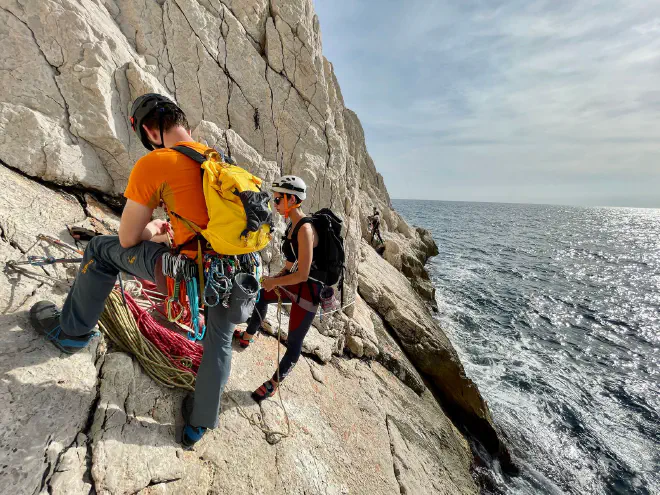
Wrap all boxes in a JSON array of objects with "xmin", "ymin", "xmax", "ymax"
[{"xmin": 393, "ymin": 199, "xmax": 659, "ymax": 495}]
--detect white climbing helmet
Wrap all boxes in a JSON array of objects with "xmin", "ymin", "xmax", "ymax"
[{"xmin": 271, "ymin": 175, "xmax": 307, "ymax": 201}]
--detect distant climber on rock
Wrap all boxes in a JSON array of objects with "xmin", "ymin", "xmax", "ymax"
[
  {"xmin": 368, "ymin": 207, "xmax": 383, "ymax": 246},
  {"xmin": 27, "ymin": 93, "xmax": 263, "ymax": 449},
  {"xmin": 236, "ymin": 175, "xmax": 345, "ymax": 402}
]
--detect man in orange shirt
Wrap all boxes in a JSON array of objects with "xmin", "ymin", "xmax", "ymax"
[{"xmin": 29, "ymin": 94, "xmax": 234, "ymax": 447}]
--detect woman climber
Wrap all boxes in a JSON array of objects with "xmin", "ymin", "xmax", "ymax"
[{"xmin": 236, "ymin": 175, "xmax": 322, "ymax": 402}]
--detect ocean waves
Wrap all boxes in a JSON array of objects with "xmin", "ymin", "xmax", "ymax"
[{"xmin": 395, "ymin": 200, "xmax": 660, "ymax": 495}]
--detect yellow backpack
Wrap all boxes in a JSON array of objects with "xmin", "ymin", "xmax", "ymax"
[{"xmin": 170, "ymin": 145, "xmax": 273, "ymax": 255}]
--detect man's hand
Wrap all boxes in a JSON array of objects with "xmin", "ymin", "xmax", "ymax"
[
  {"xmin": 144, "ymin": 219, "xmax": 172, "ymax": 238},
  {"xmin": 143, "ymin": 219, "xmax": 172, "ymax": 245}
]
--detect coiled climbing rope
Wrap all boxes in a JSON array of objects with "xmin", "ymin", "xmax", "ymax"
[
  {"xmin": 99, "ymin": 283, "xmax": 291, "ymax": 441},
  {"xmin": 98, "ymin": 289, "xmax": 202, "ymax": 391}
]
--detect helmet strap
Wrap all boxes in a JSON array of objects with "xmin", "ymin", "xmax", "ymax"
[
  {"xmin": 282, "ymin": 194, "xmax": 301, "ymax": 219},
  {"xmin": 155, "ymin": 109, "xmax": 166, "ymax": 149}
]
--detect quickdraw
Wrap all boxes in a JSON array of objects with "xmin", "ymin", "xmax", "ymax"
[
  {"xmin": 161, "ymin": 252, "xmax": 209, "ymax": 341},
  {"xmin": 203, "ymin": 255, "xmax": 233, "ymax": 307},
  {"xmin": 7, "ymin": 255, "xmax": 82, "ymax": 267},
  {"xmin": 186, "ymin": 276, "xmax": 205, "ymax": 341},
  {"xmin": 4, "ymin": 234, "xmax": 84, "ymax": 285},
  {"xmin": 162, "ymin": 253, "xmax": 195, "ymax": 320},
  {"xmin": 161, "ymin": 252, "xmax": 197, "ymax": 281},
  {"xmin": 166, "ymin": 297, "xmax": 185, "ymax": 323}
]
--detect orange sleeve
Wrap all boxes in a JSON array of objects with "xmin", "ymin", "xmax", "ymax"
[{"xmin": 124, "ymin": 155, "xmax": 161, "ymax": 209}]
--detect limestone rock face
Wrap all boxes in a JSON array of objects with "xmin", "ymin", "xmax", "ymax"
[
  {"xmin": 85, "ymin": 341, "xmax": 477, "ymax": 495},
  {"xmin": 0, "ymin": 307, "xmax": 101, "ymax": 495},
  {"xmin": 0, "ymin": 0, "xmax": 437, "ymax": 314},
  {"xmin": 358, "ymin": 239, "xmax": 505, "ymax": 457},
  {"xmin": 0, "ymin": 0, "xmax": 508, "ymax": 491},
  {"xmin": 90, "ymin": 353, "xmax": 188, "ymax": 494},
  {"xmin": 0, "ymin": 165, "xmax": 100, "ymax": 495},
  {"xmin": 369, "ymin": 302, "xmax": 426, "ymax": 395}
]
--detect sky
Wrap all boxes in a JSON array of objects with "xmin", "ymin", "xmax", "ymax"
[{"xmin": 313, "ymin": 0, "xmax": 660, "ymax": 208}]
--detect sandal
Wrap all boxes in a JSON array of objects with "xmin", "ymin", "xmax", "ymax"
[
  {"xmin": 233, "ymin": 329, "xmax": 255, "ymax": 348},
  {"xmin": 251, "ymin": 380, "xmax": 277, "ymax": 402}
]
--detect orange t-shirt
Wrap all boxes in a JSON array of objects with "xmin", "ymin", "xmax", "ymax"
[{"xmin": 124, "ymin": 141, "xmax": 210, "ymax": 257}]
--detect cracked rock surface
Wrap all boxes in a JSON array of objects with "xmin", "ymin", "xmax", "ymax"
[{"xmin": 84, "ymin": 339, "xmax": 476, "ymax": 495}]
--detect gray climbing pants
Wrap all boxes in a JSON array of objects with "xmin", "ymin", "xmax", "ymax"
[{"xmin": 60, "ymin": 235, "xmax": 235, "ymax": 428}]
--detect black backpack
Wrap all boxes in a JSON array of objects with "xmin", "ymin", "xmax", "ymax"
[{"xmin": 290, "ymin": 208, "xmax": 345, "ymax": 287}]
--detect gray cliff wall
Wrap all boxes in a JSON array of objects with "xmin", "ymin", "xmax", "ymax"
[{"xmin": 0, "ymin": 1, "xmax": 507, "ymax": 492}]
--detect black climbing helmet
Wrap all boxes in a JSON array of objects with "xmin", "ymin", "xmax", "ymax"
[{"xmin": 130, "ymin": 93, "xmax": 180, "ymax": 150}]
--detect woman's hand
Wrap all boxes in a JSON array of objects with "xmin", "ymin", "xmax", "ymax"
[{"xmin": 261, "ymin": 277, "xmax": 278, "ymax": 292}]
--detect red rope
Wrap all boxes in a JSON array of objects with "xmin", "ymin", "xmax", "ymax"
[{"xmin": 121, "ymin": 290, "xmax": 203, "ymax": 374}]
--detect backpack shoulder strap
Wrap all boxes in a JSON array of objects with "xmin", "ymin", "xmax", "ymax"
[
  {"xmin": 169, "ymin": 145, "xmax": 207, "ymax": 231},
  {"xmin": 291, "ymin": 217, "xmax": 314, "ymax": 240},
  {"xmin": 169, "ymin": 210, "xmax": 203, "ymax": 234},
  {"xmin": 171, "ymin": 145, "xmax": 206, "ymax": 164}
]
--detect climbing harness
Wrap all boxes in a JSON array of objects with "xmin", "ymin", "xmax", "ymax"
[{"xmin": 160, "ymin": 251, "xmax": 263, "ymax": 340}]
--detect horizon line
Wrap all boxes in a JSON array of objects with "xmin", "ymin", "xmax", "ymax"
[{"xmin": 390, "ymin": 198, "xmax": 660, "ymax": 210}]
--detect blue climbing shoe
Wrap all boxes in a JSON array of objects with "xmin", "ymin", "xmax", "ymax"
[
  {"xmin": 181, "ymin": 393, "xmax": 206, "ymax": 448},
  {"xmin": 29, "ymin": 301, "xmax": 98, "ymax": 354}
]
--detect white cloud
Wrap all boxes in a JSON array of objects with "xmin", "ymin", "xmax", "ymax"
[{"xmin": 315, "ymin": 0, "xmax": 660, "ymax": 206}]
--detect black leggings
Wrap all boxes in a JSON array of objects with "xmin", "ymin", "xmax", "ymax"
[
  {"xmin": 245, "ymin": 283, "xmax": 319, "ymax": 382},
  {"xmin": 371, "ymin": 226, "xmax": 383, "ymax": 245}
]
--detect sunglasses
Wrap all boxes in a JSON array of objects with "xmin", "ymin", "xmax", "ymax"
[{"xmin": 273, "ymin": 196, "xmax": 284, "ymax": 205}]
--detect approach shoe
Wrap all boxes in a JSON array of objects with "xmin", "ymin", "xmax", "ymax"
[
  {"xmin": 29, "ymin": 300, "xmax": 98, "ymax": 354},
  {"xmin": 181, "ymin": 393, "xmax": 207, "ymax": 448}
]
